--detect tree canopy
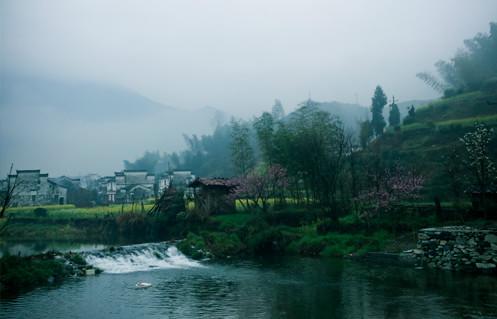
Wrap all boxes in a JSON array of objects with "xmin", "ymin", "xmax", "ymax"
[{"xmin": 417, "ymin": 22, "xmax": 497, "ymax": 96}]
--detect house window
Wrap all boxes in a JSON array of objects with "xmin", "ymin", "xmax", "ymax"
[{"xmin": 32, "ymin": 195, "xmax": 36, "ymax": 202}]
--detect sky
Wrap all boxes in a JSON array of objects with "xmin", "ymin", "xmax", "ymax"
[
  {"xmin": 1, "ymin": 0, "xmax": 496, "ymax": 176},
  {"xmin": 2, "ymin": 0, "xmax": 497, "ymax": 114}
]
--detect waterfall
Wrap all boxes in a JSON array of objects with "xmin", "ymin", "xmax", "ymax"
[{"xmin": 82, "ymin": 242, "xmax": 202, "ymax": 274}]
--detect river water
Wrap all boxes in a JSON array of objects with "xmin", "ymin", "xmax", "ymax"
[{"xmin": 1, "ymin": 241, "xmax": 497, "ymax": 319}]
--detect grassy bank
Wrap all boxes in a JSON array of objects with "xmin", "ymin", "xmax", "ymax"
[
  {"xmin": 6, "ymin": 203, "xmax": 154, "ymax": 220},
  {"xmin": 175, "ymin": 207, "xmax": 443, "ymax": 260},
  {"xmin": 0, "ymin": 251, "xmax": 100, "ymax": 296},
  {"xmin": 0, "ymin": 202, "xmax": 484, "ymax": 261},
  {"xmin": 0, "ymin": 204, "xmax": 169, "ymax": 242}
]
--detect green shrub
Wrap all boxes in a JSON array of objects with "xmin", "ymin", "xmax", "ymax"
[
  {"xmin": 201, "ymin": 231, "xmax": 244, "ymax": 257},
  {"xmin": 34, "ymin": 207, "xmax": 48, "ymax": 217},
  {"xmin": 295, "ymin": 235, "xmax": 327, "ymax": 256},
  {"xmin": 321, "ymin": 243, "xmax": 355, "ymax": 257},
  {"xmin": 212, "ymin": 213, "xmax": 254, "ymax": 231},
  {"xmin": 0, "ymin": 255, "xmax": 68, "ymax": 292},
  {"xmin": 64, "ymin": 252, "xmax": 86, "ymax": 266},
  {"xmin": 481, "ymin": 77, "xmax": 497, "ymax": 92},
  {"xmin": 177, "ymin": 232, "xmax": 208, "ymax": 259},
  {"xmin": 316, "ymin": 218, "xmax": 336, "ymax": 234},
  {"xmin": 265, "ymin": 209, "xmax": 319, "ymax": 227},
  {"xmin": 237, "ymin": 215, "xmax": 270, "ymax": 240},
  {"xmin": 245, "ymin": 226, "xmax": 293, "ymax": 254}
]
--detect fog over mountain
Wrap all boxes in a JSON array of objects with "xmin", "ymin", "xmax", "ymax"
[
  {"xmin": 0, "ymin": 73, "xmax": 227, "ymax": 176},
  {"xmin": 1, "ymin": 0, "xmax": 496, "ymax": 176}
]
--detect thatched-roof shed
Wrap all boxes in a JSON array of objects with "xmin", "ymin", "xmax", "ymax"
[{"xmin": 188, "ymin": 178, "xmax": 238, "ymax": 215}]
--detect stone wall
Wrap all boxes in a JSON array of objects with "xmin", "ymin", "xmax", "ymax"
[{"xmin": 415, "ymin": 226, "xmax": 497, "ymax": 273}]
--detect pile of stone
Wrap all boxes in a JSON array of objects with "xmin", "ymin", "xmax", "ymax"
[{"xmin": 408, "ymin": 226, "xmax": 497, "ymax": 273}]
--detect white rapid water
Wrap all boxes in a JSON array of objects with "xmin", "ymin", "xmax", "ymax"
[{"xmin": 83, "ymin": 242, "xmax": 203, "ymax": 274}]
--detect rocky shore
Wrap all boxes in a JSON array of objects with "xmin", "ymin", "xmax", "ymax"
[{"xmin": 401, "ymin": 226, "xmax": 497, "ymax": 273}]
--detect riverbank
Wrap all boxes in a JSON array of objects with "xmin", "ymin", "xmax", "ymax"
[
  {"xmin": 2, "ymin": 210, "xmax": 496, "ymax": 297},
  {"xmin": 176, "ymin": 211, "xmax": 419, "ymax": 259},
  {"xmin": 0, "ymin": 251, "xmax": 100, "ymax": 296},
  {"xmin": 0, "ymin": 206, "xmax": 172, "ymax": 243},
  {"xmin": 2, "ymin": 203, "xmax": 494, "ymax": 263},
  {"xmin": 175, "ymin": 208, "xmax": 497, "ymax": 264}
]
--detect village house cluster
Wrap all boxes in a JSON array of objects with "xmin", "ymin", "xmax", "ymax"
[
  {"xmin": 97, "ymin": 170, "xmax": 194, "ymax": 203},
  {"xmin": 0, "ymin": 169, "xmax": 195, "ymax": 207},
  {"xmin": 0, "ymin": 170, "xmax": 82, "ymax": 206}
]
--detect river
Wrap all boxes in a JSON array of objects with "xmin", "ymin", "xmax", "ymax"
[{"xmin": 1, "ymin": 241, "xmax": 497, "ymax": 318}]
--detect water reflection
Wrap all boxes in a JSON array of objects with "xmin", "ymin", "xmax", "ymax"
[{"xmin": 1, "ymin": 255, "xmax": 497, "ymax": 318}]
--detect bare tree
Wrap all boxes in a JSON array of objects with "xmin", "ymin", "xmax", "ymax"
[{"xmin": 0, "ymin": 164, "xmax": 20, "ymax": 218}]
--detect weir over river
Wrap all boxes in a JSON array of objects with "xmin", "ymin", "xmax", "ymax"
[{"xmin": 1, "ymin": 241, "xmax": 497, "ymax": 318}]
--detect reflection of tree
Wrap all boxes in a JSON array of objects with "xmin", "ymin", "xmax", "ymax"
[
  {"xmin": 340, "ymin": 260, "xmax": 497, "ymax": 318},
  {"xmin": 165, "ymin": 260, "xmax": 497, "ymax": 318}
]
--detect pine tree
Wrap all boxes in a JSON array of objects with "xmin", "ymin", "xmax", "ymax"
[
  {"xmin": 371, "ymin": 86, "xmax": 387, "ymax": 136},
  {"xmin": 388, "ymin": 96, "xmax": 401, "ymax": 127}
]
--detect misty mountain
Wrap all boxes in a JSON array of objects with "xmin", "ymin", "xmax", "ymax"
[
  {"xmin": 315, "ymin": 101, "xmax": 369, "ymax": 132},
  {"xmin": 0, "ymin": 73, "xmax": 170, "ymax": 121},
  {"xmin": 0, "ymin": 73, "xmax": 228, "ymax": 176}
]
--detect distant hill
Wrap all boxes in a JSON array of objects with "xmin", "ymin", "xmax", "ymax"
[
  {"xmin": 0, "ymin": 73, "xmax": 228, "ymax": 176},
  {"xmin": 316, "ymin": 101, "xmax": 369, "ymax": 132},
  {"xmin": 0, "ymin": 73, "xmax": 170, "ymax": 121}
]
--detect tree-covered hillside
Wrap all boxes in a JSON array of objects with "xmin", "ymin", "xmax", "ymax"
[{"xmin": 371, "ymin": 90, "xmax": 497, "ymax": 200}]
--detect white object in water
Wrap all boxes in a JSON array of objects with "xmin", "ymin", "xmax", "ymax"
[
  {"xmin": 135, "ymin": 282, "xmax": 152, "ymax": 288},
  {"xmin": 85, "ymin": 269, "xmax": 96, "ymax": 276}
]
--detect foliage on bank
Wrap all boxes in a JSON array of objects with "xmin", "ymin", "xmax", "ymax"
[
  {"xmin": 175, "ymin": 205, "xmax": 444, "ymax": 260},
  {"xmin": 0, "ymin": 252, "xmax": 100, "ymax": 294}
]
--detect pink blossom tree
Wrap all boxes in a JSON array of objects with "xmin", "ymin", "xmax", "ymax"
[
  {"xmin": 356, "ymin": 165, "xmax": 424, "ymax": 227},
  {"xmin": 231, "ymin": 164, "xmax": 288, "ymax": 213}
]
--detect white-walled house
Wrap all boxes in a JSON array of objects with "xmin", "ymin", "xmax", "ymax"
[
  {"xmin": 99, "ymin": 170, "xmax": 156, "ymax": 204},
  {"xmin": 97, "ymin": 170, "xmax": 196, "ymax": 204},
  {"xmin": 3, "ymin": 170, "xmax": 68, "ymax": 206}
]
